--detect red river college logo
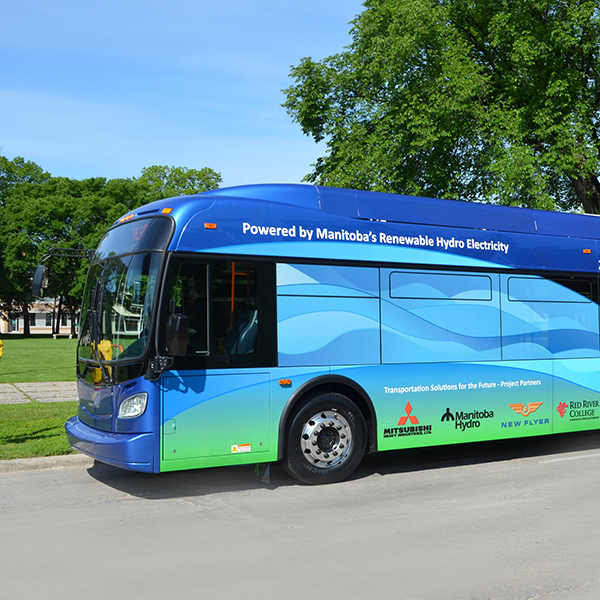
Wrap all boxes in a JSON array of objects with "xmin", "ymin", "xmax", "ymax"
[{"xmin": 556, "ymin": 402, "xmax": 568, "ymax": 418}]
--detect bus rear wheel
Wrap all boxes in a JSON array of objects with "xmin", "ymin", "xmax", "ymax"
[{"xmin": 283, "ymin": 393, "xmax": 367, "ymax": 484}]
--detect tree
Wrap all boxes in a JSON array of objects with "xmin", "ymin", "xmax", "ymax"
[
  {"xmin": 0, "ymin": 155, "xmax": 50, "ymax": 205},
  {"xmin": 0, "ymin": 176, "xmax": 151, "ymax": 336},
  {"xmin": 0, "ymin": 159, "xmax": 224, "ymax": 336},
  {"xmin": 136, "ymin": 165, "xmax": 222, "ymax": 200},
  {"xmin": 0, "ymin": 155, "xmax": 51, "ymax": 334},
  {"xmin": 283, "ymin": 0, "xmax": 600, "ymax": 213}
]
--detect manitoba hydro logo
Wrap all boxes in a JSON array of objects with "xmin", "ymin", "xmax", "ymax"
[{"xmin": 440, "ymin": 406, "xmax": 494, "ymax": 431}]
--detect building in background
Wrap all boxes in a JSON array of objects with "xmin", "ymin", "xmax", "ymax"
[{"xmin": 0, "ymin": 299, "xmax": 77, "ymax": 337}]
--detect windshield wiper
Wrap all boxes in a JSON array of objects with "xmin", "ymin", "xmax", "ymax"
[
  {"xmin": 76, "ymin": 310, "xmax": 92, "ymax": 380},
  {"xmin": 91, "ymin": 279, "xmax": 114, "ymax": 386}
]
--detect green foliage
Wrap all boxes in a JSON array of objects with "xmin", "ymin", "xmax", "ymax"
[
  {"xmin": 283, "ymin": 0, "xmax": 600, "ymax": 212},
  {"xmin": 0, "ymin": 402, "xmax": 78, "ymax": 459},
  {"xmin": 0, "ymin": 176, "xmax": 149, "ymax": 319},
  {"xmin": 0, "ymin": 337, "xmax": 78, "ymax": 383},
  {"xmin": 0, "ymin": 155, "xmax": 50, "ymax": 205},
  {"xmin": 0, "ymin": 157, "xmax": 223, "ymax": 330},
  {"xmin": 136, "ymin": 165, "xmax": 222, "ymax": 199},
  {"xmin": 0, "ymin": 156, "xmax": 54, "ymax": 329}
]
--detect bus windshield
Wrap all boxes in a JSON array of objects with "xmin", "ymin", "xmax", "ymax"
[
  {"xmin": 77, "ymin": 217, "xmax": 172, "ymax": 373},
  {"xmin": 78, "ymin": 252, "xmax": 162, "ymax": 366}
]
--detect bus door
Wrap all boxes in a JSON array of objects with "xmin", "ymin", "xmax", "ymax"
[{"xmin": 159, "ymin": 259, "xmax": 277, "ymax": 461}]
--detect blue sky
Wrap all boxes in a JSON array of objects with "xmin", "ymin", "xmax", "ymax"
[{"xmin": 1, "ymin": 1, "xmax": 365, "ymax": 187}]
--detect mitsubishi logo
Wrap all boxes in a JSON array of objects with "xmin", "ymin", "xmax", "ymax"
[{"xmin": 398, "ymin": 402, "xmax": 419, "ymax": 426}]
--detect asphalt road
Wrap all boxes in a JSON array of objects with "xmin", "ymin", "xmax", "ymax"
[{"xmin": 2, "ymin": 433, "xmax": 600, "ymax": 600}]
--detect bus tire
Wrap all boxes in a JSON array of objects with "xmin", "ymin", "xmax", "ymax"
[{"xmin": 283, "ymin": 393, "xmax": 367, "ymax": 484}]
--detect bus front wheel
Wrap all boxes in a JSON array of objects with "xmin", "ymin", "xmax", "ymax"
[{"xmin": 283, "ymin": 393, "xmax": 367, "ymax": 484}]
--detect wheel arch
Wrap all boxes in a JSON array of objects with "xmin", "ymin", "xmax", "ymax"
[{"xmin": 277, "ymin": 375, "xmax": 377, "ymax": 461}]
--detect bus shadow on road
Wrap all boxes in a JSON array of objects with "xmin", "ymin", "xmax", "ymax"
[
  {"xmin": 86, "ymin": 430, "xmax": 600, "ymax": 499},
  {"xmin": 86, "ymin": 460, "xmax": 296, "ymax": 499},
  {"xmin": 358, "ymin": 430, "xmax": 600, "ymax": 478}
]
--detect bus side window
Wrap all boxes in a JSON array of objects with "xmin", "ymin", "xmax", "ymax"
[
  {"xmin": 163, "ymin": 259, "xmax": 276, "ymax": 369},
  {"xmin": 208, "ymin": 261, "xmax": 276, "ymax": 368},
  {"xmin": 210, "ymin": 262, "xmax": 258, "ymax": 357},
  {"xmin": 167, "ymin": 263, "xmax": 208, "ymax": 355}
]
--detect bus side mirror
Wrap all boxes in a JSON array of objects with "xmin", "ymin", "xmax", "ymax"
[
  {"xmin": 166, "ymin": 315, "xmax": 189, "ymax": 356},
  {"xmin": 32, "ymin": 265, "xmax": 48, "ymax": 297}
]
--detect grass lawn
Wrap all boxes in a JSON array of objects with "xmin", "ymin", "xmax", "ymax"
[
  {"xmin": 0, "ymin": 401, "xmax": 78, "ymax": 459},
  {"xmin": 0, "ymin": 336, "xmax": 79, "ymax": 460},
  {"xmin": 0, "ymin": 335, "xmax": 78, "ymax": 383}
]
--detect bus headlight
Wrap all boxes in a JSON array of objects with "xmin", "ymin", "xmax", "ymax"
[{"xmin": 118, "ymin": 393, "xmax": 148, "ymax": 419}]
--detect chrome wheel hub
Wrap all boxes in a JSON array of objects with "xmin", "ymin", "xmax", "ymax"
[{"xmin": 299, "ymin": 410, "xmax": 352, "ymax": 468}]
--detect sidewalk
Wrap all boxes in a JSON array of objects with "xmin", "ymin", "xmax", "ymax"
[
  {"xmin": 0, "ymin": 382, "xmax": 77, "ymax": 404},
  {"xmin": 0, "ymin": 454, "xmax": 94, "ymax": 473},
  {"xmin": 0, "ymin": 381, "xmax": 92, "ymax": 473}
]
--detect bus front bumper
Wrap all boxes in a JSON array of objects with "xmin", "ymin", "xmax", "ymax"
[{"xmin": 65, "ymin": 416, "xmax": 155, "ymax": 473}]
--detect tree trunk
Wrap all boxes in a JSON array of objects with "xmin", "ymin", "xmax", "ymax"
[
  {"xmin": 69, "ymin": 296, "xmax": 77, "ymax": 338},
  {"xmin": 55, "ymin": 295, "xmax": 63, "ymax": 335},
  {"xmin": 21, "ymin": 302, "xmax": 30, "ymax": 338},
  {"xmin": 570, "ymin": 175, "xmax": 600, "ymax": 214}
]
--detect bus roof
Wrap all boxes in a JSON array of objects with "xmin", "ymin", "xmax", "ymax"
[
  {"xmin": 204, "ymin": 184, "xmax": 600, "ymax": 239},
  {"xmin": 112, "ymin": 184, "xmax": 600, "ymax": 273}
]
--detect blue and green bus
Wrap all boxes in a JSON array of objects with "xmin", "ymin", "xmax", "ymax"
[{"xmin": 65, "ymin": 183, "xmax": 600, "ymax": 483}]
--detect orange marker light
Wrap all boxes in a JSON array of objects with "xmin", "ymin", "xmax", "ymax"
[
  {"xmin": 279, "ymin": 379, "xmax": 292, "ymax": 387},
  {"xmin": 161, "ymin": 207, "xmax": 173, "ymax": 214},
  {"xmin": 584, "ymin": 249, "xmax": 592, "ymax": 254},
  {"xmin": 118, "ymin": 214, "xmax": 135, "ymax": 223},
  {"xmin": 204, "ymin": 223, "xmax": 217, "ymax": 229}
]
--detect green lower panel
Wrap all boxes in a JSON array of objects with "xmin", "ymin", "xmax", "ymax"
[
  {"xmin": 159, "ymin": 448, "xmax": 279, "ymax": 473},
  {"xmin": 161, "ymin": 372, "xmax": 271, "ymax": 464},
  {"xmin": 157, "ymin": 360, "xmax": 600, "ymax": 474}
]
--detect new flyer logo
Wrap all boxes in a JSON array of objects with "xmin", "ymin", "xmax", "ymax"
[
  {"xmin": 383, "ymin": 402, "xmax": 432, "ymax": 439},
  {"xmin": 508, "ymin": 402, "xmax": 543, "ymax": 417},
  {"xmin": 502, "ymin": 401, "xmax": 549, "ymax": 430}
]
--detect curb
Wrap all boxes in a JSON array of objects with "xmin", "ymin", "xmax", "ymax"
[{"xmin": 0, "ymin": 453, "xmax": 94, "ymax": 473}]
